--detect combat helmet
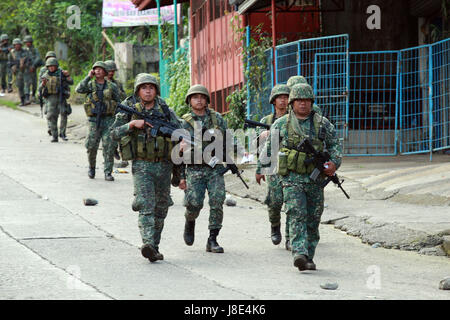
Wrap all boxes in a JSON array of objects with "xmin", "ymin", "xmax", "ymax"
[
  {"xmin": 269, "ymin": 84, "xmax": 290, "ymax": 104},
  {"xmin": 134, "ymin": 73, "xmax": 160, "ymax": 95},
  {"xmin": 185, "ymin": 84, "xmax": 210, "ymax": 105},
  {"xmin": 45, "ymin": 51, "xmax": 57, "ymax": 60},
  {"xmin": 289, "ymin": 83, "xmax": 315, "ymax": 105},
  {"xmin": 0, "ymin": 34, "xmax": 8, "ymax": 42},
  {"xmin": 287, "ymin": 75, "xmax": 308, "ymax": 89},
  {"xmin": 23, "ymin": 35, "xmax": 33, "ymax": 43},
  {"xmin": 12, "ymin": 38, "xmax": 22, "ymax": 45},
  {"xmin": 104, "ymin": 60, "xmax": 118, "ymax": 72},
  {"xmin": 45, "ymin": 57, "xmax": 59, "ymax": 67},
  {"xmin": 92, "ymin": 61, "xmax": 107, "ymax": 73}
]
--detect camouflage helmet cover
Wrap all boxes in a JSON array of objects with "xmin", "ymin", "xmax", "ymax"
[
  {"xmin": 92, "ymin": 61, "xmax": 108, "ymax": 74},
  {"xmin": 23, "ymin": 35, "xmax": 33, "ymax": 43},
  {"xmin": 289, "ymin": 83, "xmax": 315, "ymax": 105},
  {"xmin": 185, "ymin": 84, "xmax": 210, "ymax": 105},
  {"xmin": 45, "ymin": 51, "xmax": 57, "ymax": 60},
  {"xmin": 269, "ymin": 84, "xmax": 290, "ymax": 104},
  {"xmin": 45, "ymin": 57, "xmax": 59, "ymax": 67},
  {"xmin": 286, "ymin": 75, "xmax": 308, "ymax": 89},
  {"xmin": 0, "ymin": 34, "xmax": 8, "ymax": 41},
  {"xmin": 134, "ymin": 73, "xmax": 160, "ymax": 94},
  {"xmin": 104, "ymin": 60, "xmax": 117, "ymax": 72},
  {"xmin": 12, "ymin": 38, "xmax": 22, "ymax": 45}
]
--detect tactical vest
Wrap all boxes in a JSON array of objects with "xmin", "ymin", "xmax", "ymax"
[
  {"xmin": 83, "ymin": 79, "xmax": 116, "ymax": 117},
  {"xmin": 277, "ymin": 111, "xmax": 324, "ymax": 176},
  {"xmin": 119, "ymin": 103, "xmax": 174, "ymax": 162},
  {"xmin": 182, "ymin": 109, "xmax": 220, "ymax": 164},
  {"xmin": 0, "ymin": 45, "xmax": 8, "ymax": 61},
  {"xmin": 43, "ymin": 70, "xmax": 60, "ymax": 95}
]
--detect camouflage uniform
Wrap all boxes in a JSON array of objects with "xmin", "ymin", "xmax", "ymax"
[
  {"xmin": 255, "ymin": 84, "xmax": 290, "ymax": 247},
  {"xmin": 75, "ymin": 61, "xmax": 121, "ymax": 178},
  {"xmin": 287, "ymin": 75, "xmax": 322, "ymax": 116},
  {"xmin": 39, "ymin": 51, "xmax": 58, "ymax": 135},
  {"xmin": 181, "ymin": 84, "xmax": 228, "ymax": 253},
  {"xmin": 261, "ymin": 83, "xmax": 342, "ymax": 271},
  {"xmin": 111, "ymin": 73, "xmax": 180, "ymax": 262},
  {"xmin": 8, "ymin": 39, "xmax": 32, "ymax": 105},
  {"xmin": 38, "ymin": 58, "xmax": 73, "ymax": 142},
  {"xmin": 24, "ymin": 36, "xmax": 44, "ymax": 102},
  {"xmin": 0, "ymin": 34, "xmax": 12, "ymax": 93}
]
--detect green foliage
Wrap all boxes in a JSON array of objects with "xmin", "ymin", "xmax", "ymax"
[
  {"xmin": 225, "ymin": 87, "xmax": 247, "ymax": 130},
  {"xmin": 166, "ymin": 48, "xmax": 190, "ymax": 117}
]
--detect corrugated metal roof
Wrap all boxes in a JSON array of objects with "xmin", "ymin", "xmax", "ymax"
[{"xmin": 409, "ymin": 0, "xmax": 442, "ymax": 17}]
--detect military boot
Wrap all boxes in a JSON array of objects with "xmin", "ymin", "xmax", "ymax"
[
  {"xmin": 305, "ymin": 259, "xmax": 316, "ymax": 271},
  {"xmin": 206, "ymin": 229, "xmax": 224, "ymax": 253},
  {"xmin": 113, "ymin": 149, "xmax": 121, "ymax": 160},
  {"xmin": 19, "ymin": 96, "xmax": 25, "ymax": 106},
  {"xmin": 293, "ymin": 254, "xmax": 308, "ymax": 271},
  {"xmin": 1, "ymin": 88, "xmax": 5, "ymax": 94},
  {"xmin": 59, "ymin": 133, "xmax": 68, "ymax": 141},
  {"xmin": 50, "ymin": 135, "xmax": 58, "ymax": 143},
  {"xmin": 88, "ymin": 167, "xmax": 95, "ymax": 179},
  {"xmin": 7, "ymin": 84, "xmax": 12, "ymax": 93},
  {"xmin": 24, "ymin": 94, "xmax": 31, "ymax": 106},
  {"xmin": 105, "ymin": 173, "xmax": 114, "ymax": 181},
  {"xmin": 183, "ymin": 220, "xmax": 195, "ymax": 246},
  {"xmin": 155, "ymin": 248, "xmax": 164, "ymax": 261},
  {"xmin": 271, "ymin": 224, "xmax": 282, "ymax": 245},
  {"xmin": 141, "ymin": 243, "xmax": 158, "ymax": 263},
  {"xmin": 285, "ymin": 239, "xmax": 291, "ymax": 251}
]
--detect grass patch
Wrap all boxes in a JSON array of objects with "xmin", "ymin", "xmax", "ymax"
[{"xmin": 0, "ymin": 98, "xmax": 20, "ymax": 110}]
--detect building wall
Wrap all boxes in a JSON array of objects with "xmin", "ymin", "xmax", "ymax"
[{"xmin": 321, "ymin": 0, "xmax": 418, "ymax": 51}]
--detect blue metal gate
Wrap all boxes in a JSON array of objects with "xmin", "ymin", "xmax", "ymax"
[
  {"xmin": 399, "ymin": 45, "xmax": 432, "ymax": 155},
  {"xmin": 431, "ymin": 38, "xmax": 450, "ymax": 152}
]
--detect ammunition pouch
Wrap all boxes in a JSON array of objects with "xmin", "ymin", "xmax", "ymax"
[
  {"xmin": 119, "ymin": 132, "xmax": 173, "ymax": 162},
  {"xmin": 277, "ymin": 147, "xmax": 315, "ymax": 176}
]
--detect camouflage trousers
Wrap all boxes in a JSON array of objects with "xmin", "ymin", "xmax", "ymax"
[
  {"xmin": 24, "ymin": 69, "xmax": 37, "ymax": 97},
  {"xmin": 265, "ymin": 174, "xmax": 289, "ymax": 240},
  {"xmin": 132, "ymin": 160, "xmax": 173, "ymax": 249},
  {"xmin": 13, "ymin": 71, "xmax": 29, "ymax": 98},
  {"xmin": 282, "ymin": 176, "xmax": 324, "ymax": 260},
  {"xmin": 45, "ymin": 95, "xmax": 67, "ymax": 139},
  {"xmin": 0, "ymin": 61, "xmax": 7, "ymax": 90},
  {"xmin": 183, "ymin": 165, "xmax": 226, "ymax": 230},
  {"xmin": 85, "ymin": 116, "xmax": 115, "ymax": 174}
]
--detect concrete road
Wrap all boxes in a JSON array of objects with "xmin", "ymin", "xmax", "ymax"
[{"xmin": 0, "ymin": 106, "xmax": 449, "ymax": 300}]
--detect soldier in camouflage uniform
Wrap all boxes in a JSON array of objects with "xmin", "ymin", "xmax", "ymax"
[
  {"xmin": 111, "ymin": 73, "xmax": 181, "ymax": 262},
  {"xmin": 105, "ymin": 59, "xmax": 129, "ymax": 168},
  {"xmin": 24, "ymin": 35, "xmax": 44, "ymax": 103},
  {"xmin": 8, "ymin": 38, "xmax": 32, "ymax": 106},
  {"xmin": 0, "ymin": 34, "xmax": 12, "ymax": 93},
  {"xmin": 261, "ymin": 83, "xmax": 342, "ymax": 272},
  {"xmin": 255, "ymin": 84, "xmax": 291, "ymax": 249},
  {"xmin": 179, "ymin": 84, "xmax": 227, "ymax": 254},
  {"xmin": 287, "ymin": 76, "xmax": 322, "ymax": 116},
  {"xmin": 39, "ymin": 51, "xmax": 58, "ymax": 136},
  {"xmin": 38, "ymin": 58, "xmax": 73, "ymax": 142},
  {"xmin": 75, "ymin": 61, "xmax": 121, "ymax": 181}
]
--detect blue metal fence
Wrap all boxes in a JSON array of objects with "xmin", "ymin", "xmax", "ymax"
[
  {"xmin": 399, "ymin": 45, "xmax": 432, "ymax": 155},
  {"xmin": 346, "ymin": 51, "xmax": 400, "ymax": 156},
  {"xmin": 431, "ymin": 38, "xmax": 450, "ymax": 152},
  {"xmin": 246, "ymin": 34, "xmax": 450, "ymax": 157}
]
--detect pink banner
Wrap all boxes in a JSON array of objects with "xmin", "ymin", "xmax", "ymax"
[{"xmin": 102, "ymin": 0, "xmax": 179, "ymax": 28}]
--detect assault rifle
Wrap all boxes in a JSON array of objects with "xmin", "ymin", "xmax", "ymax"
[
  {"xmin": 244, "ymin": 119, "xmax": 271, "ymax": 130},
  {"xmin": 116, "ymin": 103, "xmax": 195, "ymax": 145},
  {"xmin": 296, "ymin": 138, "xmax": 350, "ymax": 199},
  {"xmin": 38, "ymin": 88, "xmax": 43, "ymax": 118},
  {"xmin": 91, "ymin": 99, "xmax": 106, "ymax": 131}
]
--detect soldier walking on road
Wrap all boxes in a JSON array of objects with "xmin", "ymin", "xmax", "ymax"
[
  {"xmin": 39, "ymin": 51, "xmax": 58, "ymax": 136},
  {"xmin": 111, "ymin": 73, "xmax": 182, "ymax": 263},
  {"xmin": 0, "ymin": 34, "xmax": 13, "ymax": 94},
  {"xmin": 261, "ymin": 83, "xmax": 342, "ymax": 272},
  {"xmin": 76, "ymin": 61, "xmax": 121, "ymax": 181},
  {"xmin": 255, "ymin": 84, "xmax": 291, "ymax": 250},
  {"xmin": 38, "ymin": 58, "xmax": 73, "ymax": 142},
  {"xmin": 8, "ymin": 38, "xmax": 32, "ymax": 105},
  {"xmin": 179, "ymin": 84, "xmax": 228, "ymax": 254},
  {"xmin": 105, "ymin": 59, "xmax": 129, "ymax": 168},
  {"xmin": 24, "ymin": 35, "xmax": 44, "ymax": 104}
]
